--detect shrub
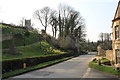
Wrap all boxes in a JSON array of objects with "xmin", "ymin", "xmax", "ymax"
[
  {"xmin": 24, "ymin": 31, "xmax": 30, "ymax": 37},
  {"xmin": 14, "ymin": 33, "xmax": 23, "ymax": 39}
]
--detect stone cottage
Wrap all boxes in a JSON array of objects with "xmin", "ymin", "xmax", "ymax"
[{"xmin": 112, "ymin": 0, "xmax": 120, "ymax": 66}]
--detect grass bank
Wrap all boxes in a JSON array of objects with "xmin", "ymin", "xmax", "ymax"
[
  {"xmin": 1, "ymin": 24, "xmax": 40, "ymax": 49},
  {"xmin": 2, "ymin": 56, "xmax": 75, "ymax": 79},
  {"xmin": 89, "ymin": 61, "xmax": 120, "ymax": 77},
  {"xmin": 2, "ymin": 41, "xmax": 66, "ymax": 61}
]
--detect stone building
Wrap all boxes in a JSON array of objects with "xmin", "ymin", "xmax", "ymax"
[
  {"xmin": 112, "ymin": 0, "xmax": 120, "ymax": 65},
  {"xmin": 25, "ymin": 19, "xmax": 33, "ymax": 30}
]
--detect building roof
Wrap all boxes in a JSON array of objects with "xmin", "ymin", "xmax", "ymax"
[
  {"xmin": 113, "ymin": 0, "xmax": 120, "ymax": 22},
  {"xmin": 112, "ymin": 0, "xmax": 120, "ymax": 28}
]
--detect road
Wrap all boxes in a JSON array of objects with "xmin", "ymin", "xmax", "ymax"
[{"xmin": 12, "ymin": 52, "xmax": 119, "ymax": 79}]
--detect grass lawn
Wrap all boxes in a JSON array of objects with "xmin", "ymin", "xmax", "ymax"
[
  {"xmin": 2, "ymin": 56, "xmax": 74, "ymax": 79},
  {"xmin": 89, "ymin": 61, "xmax": 120, "ymax": 77},
  {"xmin": 2, "ymin": 41, "xmax": 66, "ymax": 61},
  {"xmin": 99, "ymin": 58, "xmax": 110, "ymax": 61},
  {"xmin": 94, "ymin": 58, "xmax": 110, "ymax": 63}
]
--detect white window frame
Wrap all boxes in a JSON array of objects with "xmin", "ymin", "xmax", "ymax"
[{"xmin": 115, "ymin": 25, "xmax": 119, "ymax": 40}]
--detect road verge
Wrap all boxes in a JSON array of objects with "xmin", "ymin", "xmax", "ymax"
[{"xmin": 89, "ymin": 61, "xmax": 120, "ymax": 77}]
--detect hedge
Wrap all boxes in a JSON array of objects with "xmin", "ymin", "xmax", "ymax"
[{"xmin": 2, "ymin": 52, "xmax": 74, "ymax": 74}]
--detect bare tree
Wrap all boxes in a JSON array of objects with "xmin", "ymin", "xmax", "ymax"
[
  {"xmin": 99, "ymin": 33, "xmax": 104, "ymax": 42},
  {"xmin": 33, "ymin": 4, "xmax": 86, "ymax": 41},
  {"xmin": 99, "ymin": 33, "xmax": 111, "ymax": 42},
  {"xmin": 49, "ymin": 10, "xmax": 58, "ymax": 38},
  {"xmin": 34, "ymin": 7, "xmax": 52, "ymax": 32},
  {"xmin": 58, "ymin": 10, "xmax": 62, "ymax": 37},
  {"xmin": 19, "ymin": 17, "xmax": 25, "ymax": 27},
  {"xmin": 58, "ymin": 4, "xmax": 86, "ymax": 39},
  {"xmin": 104, "ymin": 33, "xmax": 111, "ymax": 41},
  {"xmin": 98, "ymin": 33, "xmax": 112, "ymax": 50}
]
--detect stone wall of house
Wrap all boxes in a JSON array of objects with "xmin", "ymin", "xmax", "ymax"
[
  {"xmin": 105, "ymin": 50, "xmax": 113, "ymax": 61},
  {"xmin": 112, "ymin": 0, "xmax": 120, "ymax": 65}
]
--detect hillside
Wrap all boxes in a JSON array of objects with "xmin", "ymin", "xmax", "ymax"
[
  {"xmin": 1, "ymin": 25, "xmax": 40, "ymax": 49},
  {"xmin": 2, "ymin": 41, "xmax": 66, "ymax": 61}
]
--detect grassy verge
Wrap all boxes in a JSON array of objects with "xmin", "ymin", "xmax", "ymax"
[
  {"xmin": 89, "ymin": 61, "xmax": 120, "ymax": 77},
  {"xmin": 99, "ymin": 58, "xmax": 110, "ymax": 62},
  {"xmin": 2, "ymin": 56, "xmax": 74, "ymax": 79},
  {"xmin": 94, "ymin": 58, "xmax": 110, "ymax": 63}
]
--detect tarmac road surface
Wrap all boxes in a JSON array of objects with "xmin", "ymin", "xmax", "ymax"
[{"xmin": 10, "ymin": 52, "xmax": 119, "ymax": 80}]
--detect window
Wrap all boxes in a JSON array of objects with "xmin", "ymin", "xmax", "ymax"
[
  {"xmin": 116, "ymin": 49, "xmax": 120, "ymax": 64},
  {"xmin": 115, "ymin": 26, "xmax": 119, "ymax": 39}
]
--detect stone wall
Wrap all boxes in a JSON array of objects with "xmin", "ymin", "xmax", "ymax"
[
  {"xmin": 105, "ymin": 50, "xmax": 113, "ymax": 61},
  {"xmin": 97, "ymin": 45, "xmax": 105, "ymax": 56},
  {"xmin": 2, "ymin": 34, "xmax": 12, "ymax": 41}
]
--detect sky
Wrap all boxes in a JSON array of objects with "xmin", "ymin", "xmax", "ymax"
[{"xmin": 0, "ymin": 0, "xmax": 119, "ymax": 42}]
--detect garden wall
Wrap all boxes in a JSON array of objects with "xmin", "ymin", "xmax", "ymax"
[{"xmin": 105, "ymin": 50, "xmax": 113, "ymax": 61}]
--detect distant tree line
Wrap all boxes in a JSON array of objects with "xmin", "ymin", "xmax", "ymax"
[
  {"xmin": 97, "ymin": 33, "xmax": 112, "ymax": 50},
  {"xmin": 99, "ymin": 33, "xmax": 111, "ymax": 42}
]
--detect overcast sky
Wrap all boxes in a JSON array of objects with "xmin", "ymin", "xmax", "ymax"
[{"xmin": 0, "ymin": 0, "xmax": 119, "ymax": 42}]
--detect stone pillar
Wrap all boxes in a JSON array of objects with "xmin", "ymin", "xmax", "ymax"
[{"xmin": 97, "ymin": 45, "xmax": 105, "ymax": 56}]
